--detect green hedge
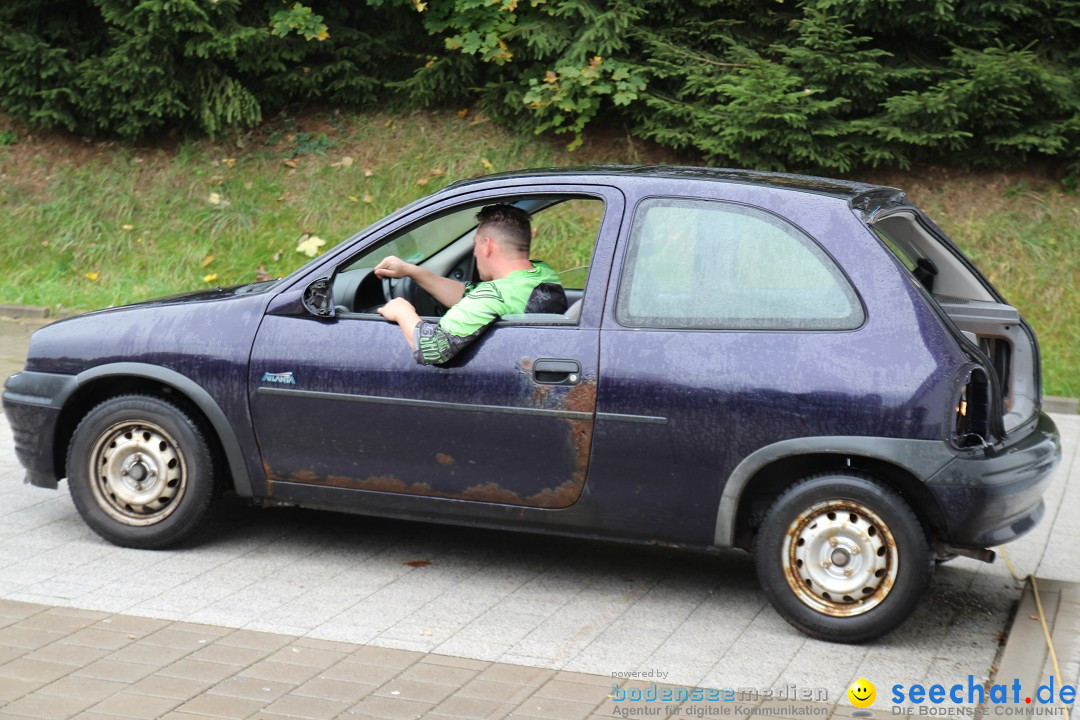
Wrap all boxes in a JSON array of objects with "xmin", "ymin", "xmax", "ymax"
[{"xmin": 3, "ymin": 0, "xmax": 1079, "ymax": 173}]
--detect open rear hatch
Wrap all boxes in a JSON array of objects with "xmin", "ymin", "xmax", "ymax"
[{"xmin": 854, "ymin": 194, "xmax": 1042, "ymax": 447}]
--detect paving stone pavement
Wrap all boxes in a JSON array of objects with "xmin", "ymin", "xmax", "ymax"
[
  {"xmin": 2, "ymin": 311, "xmax": 1079, "ymax": 718},
  {"xmin": 2, "ymin": 410, "xmax": 1077, "ymax": 714},
  {"xmin": 0, "ymin": 598, "xmax": 857, "ymax": 720}
]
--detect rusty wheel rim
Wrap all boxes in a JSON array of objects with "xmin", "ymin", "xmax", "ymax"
[
  {"xmin": 88, "ymin": 420, "xmax": 187, "ymax": 526},
  {"xmin": 781, "ymin": 499, "xmax": 898, "ymax": 617}
]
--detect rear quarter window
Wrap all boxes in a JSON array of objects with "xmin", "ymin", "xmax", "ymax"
[{"xmin": 616, "ymin": 198, "xmax": 864, "ymax": 330}]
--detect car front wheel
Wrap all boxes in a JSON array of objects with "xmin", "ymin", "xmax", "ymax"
[
  {"xmin": 756, "ymin": 472, "xmax": 933, "ymax": 642},
  {"xmin": 67, "ymin": 395, "xmax": 215, "ymax": 549}
]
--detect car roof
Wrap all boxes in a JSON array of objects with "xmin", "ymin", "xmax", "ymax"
[{"xmin": 447, "ymin": 165, "xmax": 899, "ymax": 201}]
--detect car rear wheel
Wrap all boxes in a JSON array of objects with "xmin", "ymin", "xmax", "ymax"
[
  {"xmin": 67, "ymin": 395, "xmax": 215, "ymax": 549},
  {"xmin": 756, "ymin": 472, "xmax": 933, "ymax": 642}
]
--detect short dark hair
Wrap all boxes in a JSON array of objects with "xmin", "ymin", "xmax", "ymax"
[{"xmin": 476, "ymin": 204, "xmax": 531, "ymax": 256}]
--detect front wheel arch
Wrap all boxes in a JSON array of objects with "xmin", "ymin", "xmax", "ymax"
[{"xmin": 54, "ymin": 364, "xmax": 253, "ymax": 498}]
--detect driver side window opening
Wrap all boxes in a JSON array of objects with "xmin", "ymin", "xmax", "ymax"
[{"xmin": 331, "ymin": 194, "xmax": 606, "ymax": 324}]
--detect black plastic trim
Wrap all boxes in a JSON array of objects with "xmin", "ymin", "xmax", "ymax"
[
  {"xmin": 925, "ymin": 411, "xmax": 1060, "ymax": 547},
  {"xmin": 3, "ymin": 371, "xmax": 79, "ymax": 409},
  {"xmin": 595, "ymin": 412, "xmax": 668, "ymax": 425},
  {"xmin": 257, "ymin": 386, "xmax": 592, "ymax": 420},
  {"xmin": 713, "ymin": 435, "xmax": 959, "ymax": 547},
  {"xmin": 75, "ymin": 363, "xmax": 253, "ymax": 498}
]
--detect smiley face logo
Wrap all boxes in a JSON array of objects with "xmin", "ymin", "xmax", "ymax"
[{"xmin": 848, "ymin": 679, "xmax": 876, "ymax": 708}]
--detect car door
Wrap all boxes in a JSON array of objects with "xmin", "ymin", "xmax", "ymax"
[{"xmin": 247, "ymin": 185, "xmax": 624, "ymax": 509}]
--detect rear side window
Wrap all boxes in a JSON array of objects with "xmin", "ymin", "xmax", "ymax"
[{"xmin": 616, "ymin": 198, "xmax": 864, "ymax": 330}]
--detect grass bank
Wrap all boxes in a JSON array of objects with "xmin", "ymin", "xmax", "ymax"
[{"xmin": 0, "ymin": 111, "xmax": 1075, "ymax": 396}]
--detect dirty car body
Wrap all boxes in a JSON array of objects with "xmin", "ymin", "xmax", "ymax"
[{"xmin": 3, "ymin": 167, "xmax": 1061, "ymax": 642}]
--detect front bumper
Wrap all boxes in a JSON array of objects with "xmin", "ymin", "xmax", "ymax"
[
  {"xmin": 2, "ymin": 371, "xmax": 79, "ymax": 489},
  {"xmin": 926, "ymin": 411, "xmax": 1061, "ymax": 547}
]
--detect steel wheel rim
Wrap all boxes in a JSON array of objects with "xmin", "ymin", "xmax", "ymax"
[
  {"xmin": 781, "ymin": 499, "xmax": 898, "ymax": 617},
  {"xmin": 87, "ymin": 419, "xmax": 187, "ymax": 526}
]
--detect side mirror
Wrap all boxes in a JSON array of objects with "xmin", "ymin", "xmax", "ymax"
[{"xmin": 302, "ymin": 277, "xmax": 335, "ymax": 318}]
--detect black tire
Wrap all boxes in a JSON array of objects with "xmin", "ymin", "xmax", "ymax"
[
  {"xmin": 66, "ymin": 395, "xmax": 216, "ymax": 549},
  {"xmin": 755, "ymin": 472, "xmax": 933, "ymax": 643}
]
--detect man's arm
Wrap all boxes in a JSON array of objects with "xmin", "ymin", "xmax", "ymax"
[
  {"xmin": 374, "ymin": 256, "xmax": 465, "ymax": 308},
  {"xmin": 379, "ymin": 283, "xmax": 506, "ymax": 365}
]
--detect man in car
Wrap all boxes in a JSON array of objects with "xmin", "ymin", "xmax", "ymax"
[{"xmin": 376, "ymin": 204, "xmax": 567, "ymax": 365}]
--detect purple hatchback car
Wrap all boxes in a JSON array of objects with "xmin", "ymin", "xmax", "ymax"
[{"xmin": 3, "ymin": 167, "xmax": 1061, "ymax": 641}]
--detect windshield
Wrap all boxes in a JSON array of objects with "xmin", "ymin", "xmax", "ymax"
[{"xmin": 343, "ymin": 206, "xmax": 479, "ymax": 271}]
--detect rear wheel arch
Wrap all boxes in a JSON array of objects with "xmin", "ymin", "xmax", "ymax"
[
  {"xmin": 715, "ymin": 440, "xmax": 954, "ymax": 551},
  {"xmin": 54, "ymin": 363, "xmax": 252, "ymax": 498}
]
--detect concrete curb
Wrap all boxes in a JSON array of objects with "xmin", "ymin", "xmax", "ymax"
[
  {"xmin": 0, "ymin": 303, "xmax": 49, "ymax": 319},
  {"xmin": 1044, "ymin": 396, "xmax": 1080, "ymax": 415},
  {"xmin": 994, "ymin": 578, "xmax": 1080, "ymax": 703}
]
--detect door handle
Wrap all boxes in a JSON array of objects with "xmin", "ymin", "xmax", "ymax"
[{"xmin": 533, "ymin": 358, "xmax": 581, "ymax": 385}]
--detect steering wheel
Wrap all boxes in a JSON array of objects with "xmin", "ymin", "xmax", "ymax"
[{"xmin": 381, "ymin": 275, "xmax": 394, "ymax": 304}]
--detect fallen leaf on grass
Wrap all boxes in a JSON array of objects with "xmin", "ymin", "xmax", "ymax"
[
  {"xmin": 404, "ymin": 560, "xmax": 431, "ymax": 568},
  {"xmin": 416, "ymin": 177, "xmax": 429, "ymax": 187},
  {"xmin": 255, "ymin": 265, "xmax": 273, "ymax": 282},
  {"xmin": 208, "ymin": 192, "xmax": 222, "ymax": 205},
  {"xmin": 331, "ymin": 156, "xmax": 354, "ymax": 168},
  {"xmin": 203, "ymin": 273, "xmax": 218, "ymax": 283},
  {"xmin": 364, "ymin": 168, "xmax": 373, "ymax": 177},
  {"xmin": 209, "ymin": 175, "xmax": 225, "ymax": 187},
  {"xmin": 84, "ymin": 272, "xmax": 99, "ymax": 281},
  {"xmin": 480, "ymin": 158, "xmax": 494, "ymax": 171},
  {"xmin": 430, "ymin": 168, "xmax": 444, "ymax": 177},
  {"xmin": 222, "ymin": 157, "xmax": 236, "ymax": 168},
  {"xmin": 457, "ymin": 108, "xmax": 469, "ymax": 119},
  {"xmin": 348, "ymin": 195, "xmax": 359, "ymax": 202},
  {"xmin": 283, "ymin": 158, "xmax": 298, "ymax": 169},
  {"xmin": 272, "ymin": 251, "xmax": 282, "ymax": 262},
  {"xmin": 363, "ymin": 193, "xmax": 374, "ymax": 203},
  {"xmin": 122, "ymin": 224, "xmax": 134, "ymax": 231},
  {"xmin": 296, "ymin": 234, "xmax": 326, "ymax": 257},
  {"xmin": 200, "ymin": 253, "xmax": 214, "ymax": 268}
]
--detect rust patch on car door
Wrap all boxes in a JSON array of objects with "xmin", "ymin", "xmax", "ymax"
[{"xmin": 260, "ymin": 376, "xmax": 597, "ymax": 509}]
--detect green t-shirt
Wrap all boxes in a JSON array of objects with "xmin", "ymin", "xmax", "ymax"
[{"xmin": 413, "ymin": 261, "xmax": 566, "ymax": 365}]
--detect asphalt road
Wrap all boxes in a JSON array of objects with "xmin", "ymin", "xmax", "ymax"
[{"xmin": 2, "ymin": 317, "xmax": 1078, "ymax": 704}]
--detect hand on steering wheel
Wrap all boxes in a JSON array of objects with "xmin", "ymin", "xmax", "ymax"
[{"xmin": 374, "ymin": 256, "xmax": 409, "ymax": 304}]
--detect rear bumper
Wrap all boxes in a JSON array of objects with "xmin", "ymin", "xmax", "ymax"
[
  {"xmin": 2, "ymin": 371, "xmax": 78, "ymax": 489},
  {"xmin": 926, "ymin": 411, "xmax": 1061, "ymax": 547}
]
